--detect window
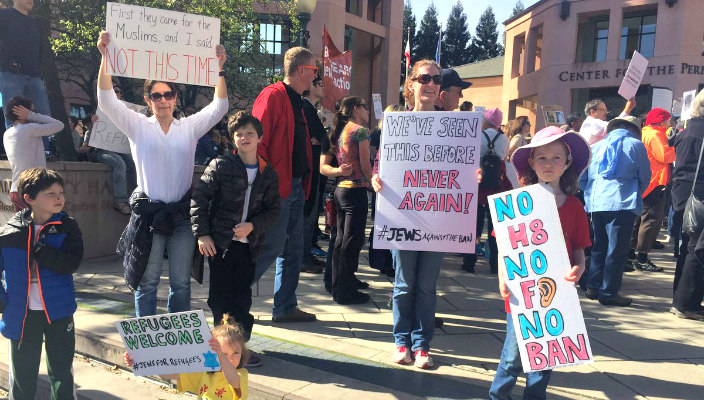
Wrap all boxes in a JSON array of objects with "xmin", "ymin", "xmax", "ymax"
[
  {"xmin": 511, "ymin": 33, "xmax": 525, "ymax": 78},
  {"xmin": 346, "ymin": 0, "xmax": 360, "ymax": 16},
  {"xmin": 260, "ymin": 23, "xmax": 283, "ymax": 55},
  {"xmin": 619, "ymin": 10, "xmax": 657, "ymax": 59},
  {"xmin": 576, "ymin": 15, "xmax": 609, "ymax": 63}
]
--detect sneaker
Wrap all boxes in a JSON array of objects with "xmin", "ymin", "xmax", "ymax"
[
  {"xmin": 246, "ymin": 353, "xmax": 263, "ymax": 368},
  {"xmin": 634, "ymin": 259, "xmax": 664, "ymax": 272},
  {"xmin": 585, "ymin": 288, "xmax": 598, "ymax": 300},
  {"xmin": 623, "ymin": 261, "xmax": 636, "ymax": 272},
  {"xmin": 334, "ymin": 291, "xmax": 370, "ymax": 305},
  {"xmin": 672, "ymin": 308, "xmax": 704, "ymax": 321},
  {"xmin": 272, "ymin": 308, "xmax": 317, "ymax": 323},
  {"xmin": 311, "ymin": 245, "xmax": 328, "ymax": 258},
  {"xmin": 393, "ymin": 346, "xmax": 412, "ymax": 364},
  {"xmin": 599, "ymin": 295, "xmax": 633, "ymax": 307},
  {"xmin": 413, "ymin": 350, "xmax": 435, "ymax": 369}
]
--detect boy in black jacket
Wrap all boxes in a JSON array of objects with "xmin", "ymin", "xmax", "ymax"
[
  {"xmin": 0, "ymin": 168, "xmax": 83, "ymax": 400},
  {"xmin": 191, "ymin": 111, "xmax": 280, "ymax": 346}
]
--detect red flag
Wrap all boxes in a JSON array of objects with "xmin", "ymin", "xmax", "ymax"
[
  {"xmin": 404, "ymin": 29, "xmax": 411, "ymax": 72},
  {"xmin": 322, "ymin": 26, "xmax": 352, "ymax": 112}
]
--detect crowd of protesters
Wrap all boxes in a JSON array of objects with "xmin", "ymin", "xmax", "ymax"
[{"xmin": 1, "ymin": 1, "xmax": 703, "ymax": 397}]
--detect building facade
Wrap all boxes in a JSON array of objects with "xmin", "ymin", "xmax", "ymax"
[{"xmin": 503, "ymin": 0, "xmax": 704, "ymax": 129}]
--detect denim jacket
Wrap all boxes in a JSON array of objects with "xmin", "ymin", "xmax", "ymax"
[{"xmin": 580, "ymin": 129, "xmax": 651, "ymax": 214}]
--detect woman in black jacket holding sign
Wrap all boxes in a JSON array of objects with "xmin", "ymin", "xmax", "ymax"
[{"xmin": 671, "ymin": 89, "xmax": 704, "ymax": 320}]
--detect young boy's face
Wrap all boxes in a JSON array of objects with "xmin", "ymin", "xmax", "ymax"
[
  {"xmin": 25, "ymin": 183, "xmax": 65, "ymax": 216},
  {"xmin": 233, "ymin": 124, "xmax": 261, "ymax": 154}
]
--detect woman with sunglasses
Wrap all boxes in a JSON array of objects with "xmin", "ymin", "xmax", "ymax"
[
  {"xmin": 320, "ymin": 96, "xmax": 372, "ymax": 305},
  {"xmin": 371, "ymin": 60, "xmax": 445, "ymax": 369},
  {"xmin": 95, "ymin": 31, "xmax": 229, "ymax": 317}
]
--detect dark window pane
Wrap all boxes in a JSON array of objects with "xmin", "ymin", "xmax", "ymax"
[{"xmin": 595, "ymin": 38, "xmax": 607, "ymax": 62}]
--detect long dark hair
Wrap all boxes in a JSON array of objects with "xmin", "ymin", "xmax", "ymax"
[
  {"xmin": 328, "ymin": 96, "xmax": 363, "ymax": 155},
  {"xmin": 518, "ymin": 139, "xmax": 579, "ymax": 195}
]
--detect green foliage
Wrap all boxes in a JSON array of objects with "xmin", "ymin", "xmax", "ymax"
[
  {"xmin": 511, "ymin": 1, "xmax": 526, "ymax": 19},
  {"xmin": 46, "ymin": 0, "xmax": 298, "ymax": 111},
  {"xmin": 442, "ymin": 1, "xmax": 471, "ymax": 67},
  {"xmin": 470, "ymin": 6, "xmax": 504, "ymax": 62},
  {"xmin": 414, "ymin": 3, "xmax": 440, "ymax": 62}
]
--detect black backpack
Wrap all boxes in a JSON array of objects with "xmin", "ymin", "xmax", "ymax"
[{"xmin": 479, "ymin": 130, "xmax": 503, "ymax": 189}]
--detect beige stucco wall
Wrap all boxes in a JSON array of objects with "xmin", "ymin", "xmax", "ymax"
[
  {"xmin": 0, "ymin": 162, "xmax": 205, "ymax": 260},
  {"xmin": 460, "ymin": 76, "xmax": 504, "ymax": 115},
  {"xmin": 502, "ymin": 0, "xmax": 704, "ymax": 130}
]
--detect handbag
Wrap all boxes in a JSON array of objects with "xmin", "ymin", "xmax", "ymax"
[{"xmin": 682, "ymin": 137, "xmax": 704, "ymax": 235}]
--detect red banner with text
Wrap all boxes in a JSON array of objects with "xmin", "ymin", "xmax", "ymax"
[{"xmin": 322, "ymin": 26, "xmax": 352, "ymax": 112}]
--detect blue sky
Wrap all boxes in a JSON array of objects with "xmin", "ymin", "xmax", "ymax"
[{"xmin": 410, "ymin": 0, "xmax": 540, "ymax": 36}]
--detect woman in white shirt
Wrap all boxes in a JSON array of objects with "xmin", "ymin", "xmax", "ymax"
[{"xmin": 96, "ymin": 31, "xmax": 229, "ymax": 316}]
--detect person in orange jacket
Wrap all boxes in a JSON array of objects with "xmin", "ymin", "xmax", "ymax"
[{"xmin": 629, "ymin": 108, "xmax": 676, "ymax": 272}]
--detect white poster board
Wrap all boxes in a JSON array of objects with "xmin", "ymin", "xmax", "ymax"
[
  {"xmin": 116, "ymin": 310, "xmax": 218, "ymax": 376},
  {"xmin": 374, "ymin": 111, "xmax": 481, "ymax": 253},
  {"xmin": 681, "ymin": 90, "xmax": 697, "ymax": 121},
  {"xmin": 372, "ymin": 93, "xmax": 383, "ymax": 120},
  {"xmin": 104, "ymin": 2, "xmax": 221, "ymax": 87},
  {"xmin": 90, "ymin": 101, "xmax": 146, "ymax": 154},
  {"xmin": 618, "ymin": 50, "xmax": 649, "ymax": 100},
  {"xmin": 474, "ymin": 106, "xmax": 486, "ymax": 114},
  {"xmin": 488, "ymin": 184, "xmax": 593, "ymax": 372},
  {"xmin": 651, "ymin": 87, "xmax": 673, "ymax": 112}
]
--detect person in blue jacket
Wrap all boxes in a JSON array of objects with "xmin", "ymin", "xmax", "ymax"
[
  {"xmin": 0, "ymin": 167, "xmax": 84, "ymax": 400},
  {"xmin": 580, "ymin": 116, "xmax": 651, "ymax": 307}
]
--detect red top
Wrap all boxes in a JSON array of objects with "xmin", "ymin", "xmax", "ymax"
[
  {"xmin": 253, "ymin": 81, "xmax": 312, "ymax": 199},
  {"xmin": 504, "ymin": 195, "xmax": 591, "ymax": 312}
]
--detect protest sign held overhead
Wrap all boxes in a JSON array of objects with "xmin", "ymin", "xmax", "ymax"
[
  {"xmin": 489, "ymin": 184, "xmax": 593, "ymax": 373},
  {"xmin": 116, "ymin": 310, "xmax": 217, "ymax": 376},
  {"xmin": 104, "ymin": 2, "xmax": 221, "ymax": 87},
  {"xmin": 374, "ymin": 111, "xmax": 481, "ymax": 253},
  {"xmin": 322, "ymin": 26, "xmax": 352, "ymax": 112},
  {"xmin": 617, "ymin": 50, "xmax": 648, "ymax": 100}
]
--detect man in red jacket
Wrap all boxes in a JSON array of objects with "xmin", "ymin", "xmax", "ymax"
[
  {"xmin": 251, "ymin": 47, "xmax": 317, "ymax": 323},
  {"xmin": 628, "ymin": 108, "xmax": 676, "ymax": 272}
]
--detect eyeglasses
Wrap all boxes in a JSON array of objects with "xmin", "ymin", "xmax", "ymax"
[
  {"xmin": 300, "ymin": 65, "xmax": 319, "ymax": 74},
  {"xmin": 412, "ymin": 74, "xmax": 443, "ymax": 85},
  {"xmin": 148, "ymin": 91, "xmax": 176, "ymax": 101}
]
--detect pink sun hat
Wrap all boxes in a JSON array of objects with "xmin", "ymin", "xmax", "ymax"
[{"xmin": 511, "ymin": 126, "xmax": 591, "ymax": 179}]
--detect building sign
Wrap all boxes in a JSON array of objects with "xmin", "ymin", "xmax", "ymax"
[
  {"xmin": 555, "ymin": 63, "xmax": 704, "ymax": 82},
  {"xmin": 489, "ymin": 184, "xmax": 593, "ymax": 372},
  {"xmin": 374, "ymin": 111, "xmax": 481, "ymax": 253},
  {"xmin": 104, "ymin": 2, "xmax": 221, "ymax": 87}
]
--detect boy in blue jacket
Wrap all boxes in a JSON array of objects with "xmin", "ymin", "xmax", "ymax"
[{"xmin": 0, "ymin": 167, "xmax": 84, "ymax": 400}]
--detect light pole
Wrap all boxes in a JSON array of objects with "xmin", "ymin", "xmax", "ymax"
[{"xmin": 295, "ymin": 0, "xmax": 317, "ymax": 48}]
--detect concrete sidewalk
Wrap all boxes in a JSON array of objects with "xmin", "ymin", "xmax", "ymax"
[{"xmin": 17, "ymin": 231, "xmax": 704, "ymax": 399}]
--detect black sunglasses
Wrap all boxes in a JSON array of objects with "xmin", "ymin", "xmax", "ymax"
[
  {"xmin": 148, "ymin": 91, "xmax": 176, "ymax": 101},
  {"xmin": 413, "ymin": 74, "xmax": 442, "ymax": 85}
]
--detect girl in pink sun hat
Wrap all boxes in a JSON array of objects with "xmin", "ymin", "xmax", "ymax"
[{"xmin": 490, "ymin": 126, "xmax": 592, "ymax": 399}]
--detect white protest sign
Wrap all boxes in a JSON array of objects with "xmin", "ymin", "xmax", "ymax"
[
  {"xmin": 91, "ymin": 101, "xmax": 146, "ymax": 154},
  {"xmin": 116, "ymin": 310, "xmax": 218, "ymax": 376},
  {"xmin": 651, "ymin": 87, "xmax": 673, "ymax": 112},
  {"xmin": 681, "ymin": 90, "xmax": 697, "ymax": 121},
  {"xmin": 618, "ymin": 50, "xmax": 648, "ymax": 100},
  {"xmin": 105, "ymin": 2, "xmax": 221, "ymax": 87},
  {"xmin": 474, "ymin": 106, "xmax": 486, "ymax": 114},
  {"xmin": 374, "ymin": 111, "xmax": 481, "ymax": 253},
  {"xmin": 372, "ymin": 93, "xmax": 383, "ymax": 120},
  {"xmin": 488, "ymin": 184, "xmax": 593, "ymax": 372}
]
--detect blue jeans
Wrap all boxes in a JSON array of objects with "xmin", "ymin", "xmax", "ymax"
[
  {"xmin": 253, "ymin": 178, "xmax": 305, "ymax": 317},
  {"xmin": 489, "ymin": 314, "xmax": 552, "ymax": 400},
  {"xmin": 0, "ymin": 71, "xmax": 52, "ymax": 150},
  {"xmin": 135, "ymin": 217, "xmax": 195, "ymax": 316},
  {"xmin": 588, "ymin": 210, "xmax": 636, "ymax": 299},
  {"xmin": 94, "ymin": 149, "xmax": 128, "ymax": 202},
  {"xmin": 392, "ymin": 250, "xmax": 444, "ymax": 351}
]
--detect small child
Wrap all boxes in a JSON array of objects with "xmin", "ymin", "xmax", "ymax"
[
  {"xmin": 190, "ymin": 111, "xmax": 280, "ymax": 365},
  {"xmin": 3, "ymin": 96, "xmax": 64, "ymax": 211},
  {"xmin": 0, "ymin": 167, "xmax": 84, "ymax": 399},
  {"xmin": 126, "ymin": 314, "xmax": 250, "ymax": 399},
  {"xmin": 489, "ymin": 126, "xmax": 592, "ymax": 400}
]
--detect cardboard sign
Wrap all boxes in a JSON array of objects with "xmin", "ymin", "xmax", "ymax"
[
  {"xmin": 374, "ymin": 111, "xmax": 481, "ymax": 253},
  {"xmin": 681, "ymin": 90, "xmax": 697, "ymax": 121},
  {"xmin": 473, "ymin": 106, "xmax": 486, "ymax": 114},
  {"xmin": 542, "ymin": 105, "xmax": 565, "ymax": 126},
  {"xmin": 90, "ymin": 101, "xmax": 146, "ymax": 154},
  {"xmin": 488, "ymin": 184, "xmax": 593, "ymax": 372},
  {"xmin": 116, "ymin": 310, "xmax": 218, "ymax": 376},
  {"xmin": 372, "ymin": 93, "xmax": 383, "ymax": 120},
  {"xmin": 618, "ymin": 50, "xmax": 649, "ymax": 100},
  {"xmin": 104, "ymin": 2, "xmax": 221, "ymax": 87}
]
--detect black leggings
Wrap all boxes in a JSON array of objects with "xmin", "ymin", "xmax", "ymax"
[{"xmin": 332, "ymin": 187, "xmax": 368, "ymax": 300}]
